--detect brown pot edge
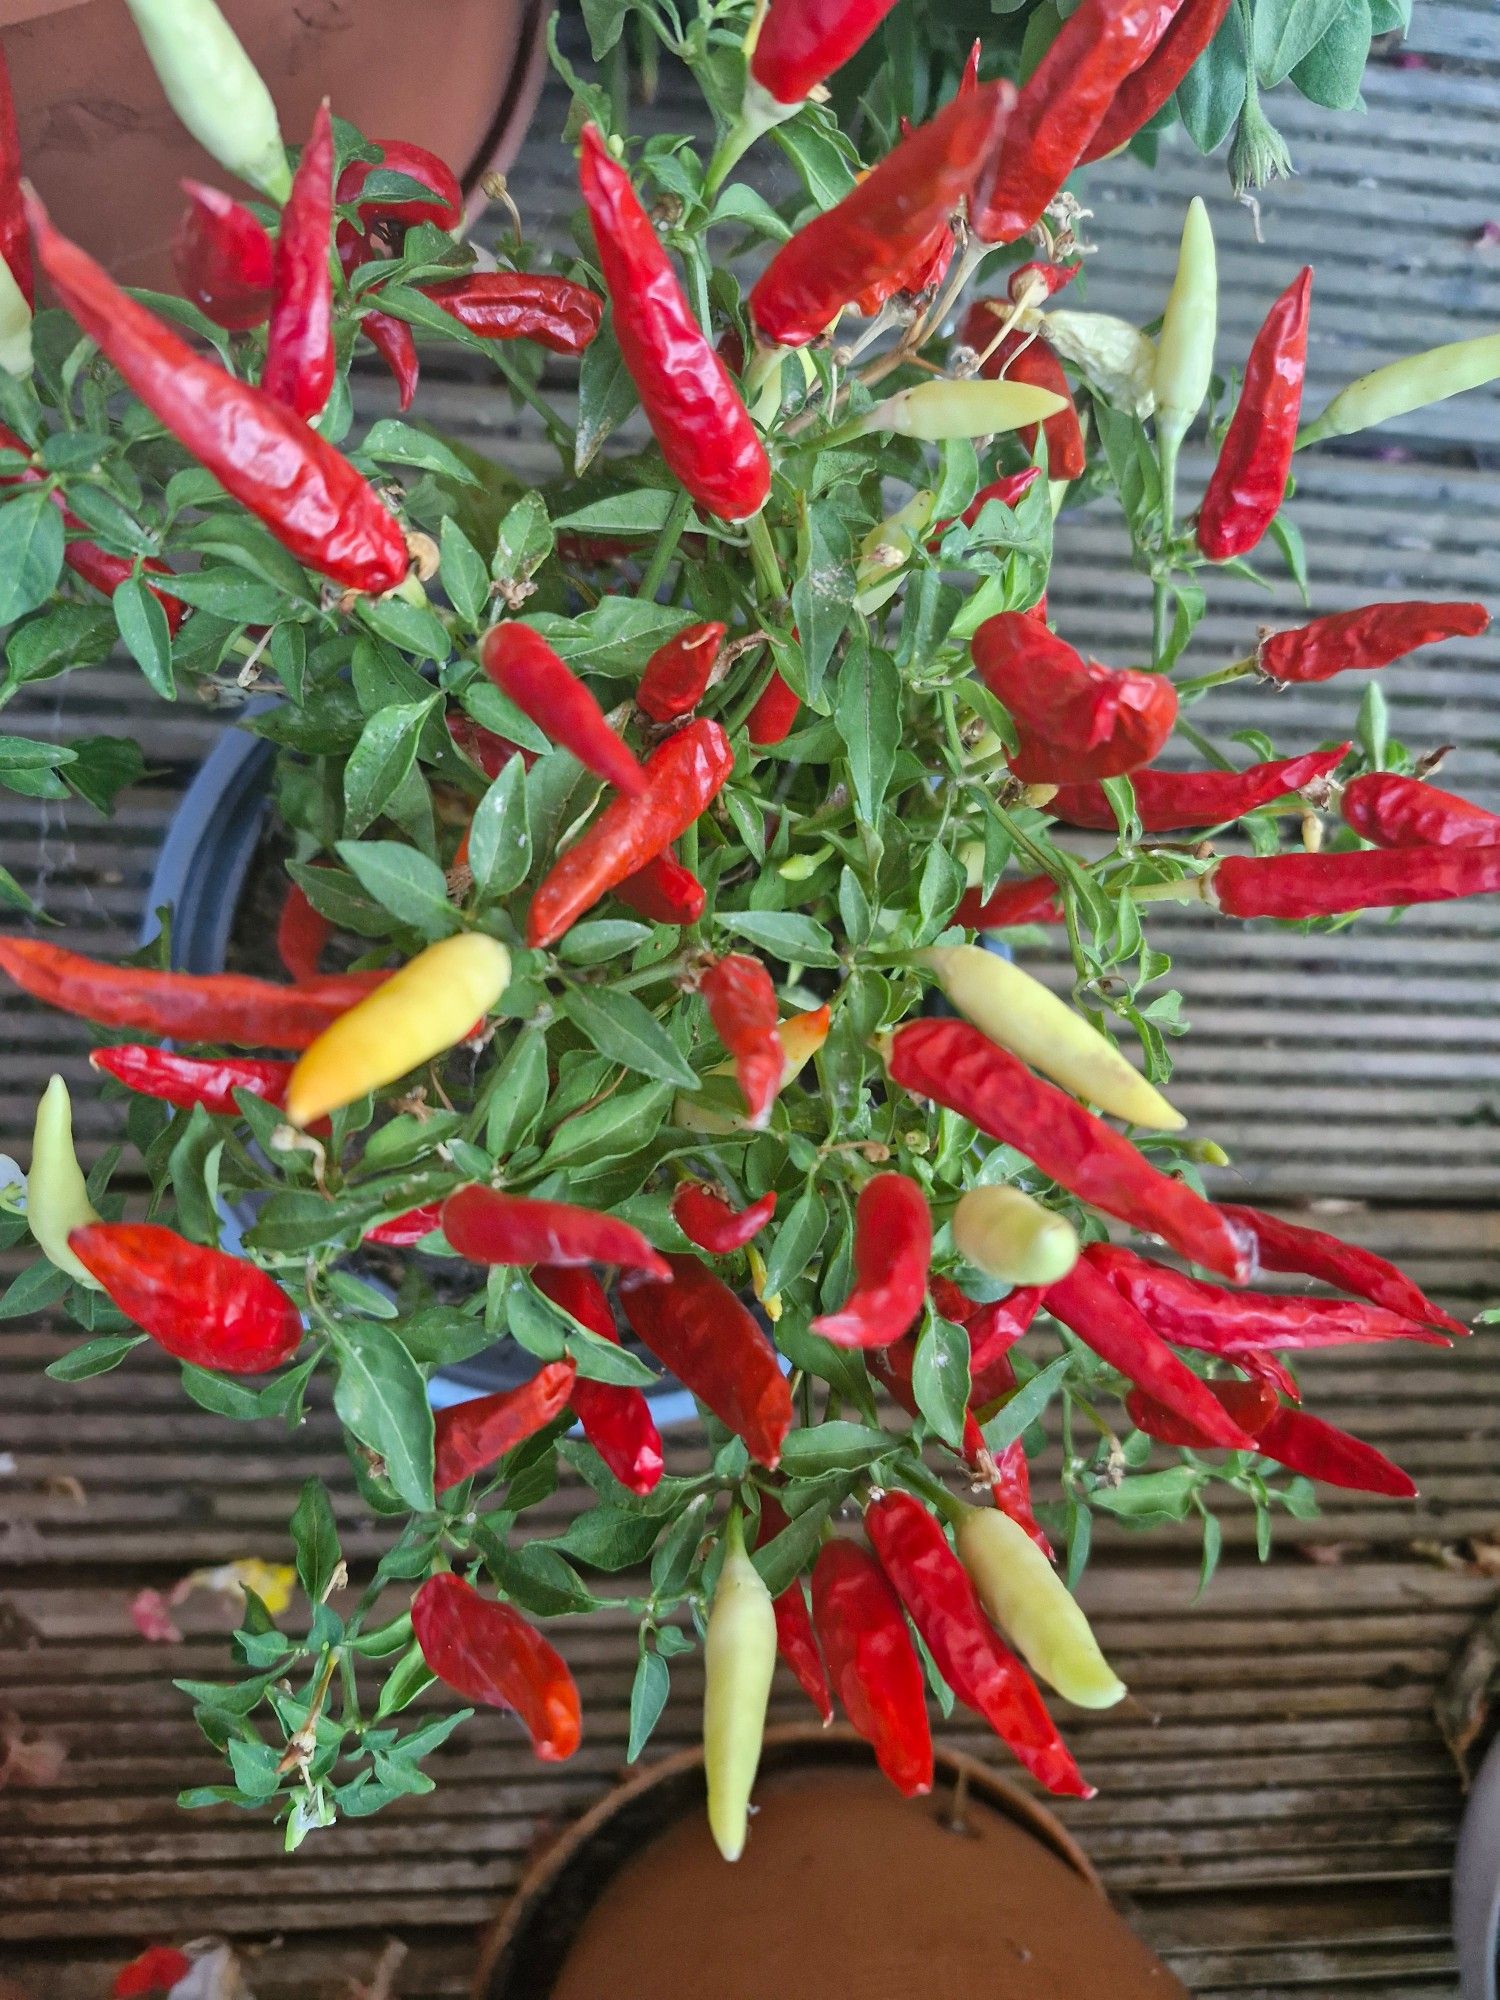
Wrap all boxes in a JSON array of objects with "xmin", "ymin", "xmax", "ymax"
[{"xmin": 471, "ymin": 1723, "xmax": 1103, "ymax": 2000}]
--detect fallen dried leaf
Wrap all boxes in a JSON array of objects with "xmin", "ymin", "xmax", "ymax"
[{"xmin": 1436, "ymin": 1598, "xmax": 1500, "ymax": 1785}]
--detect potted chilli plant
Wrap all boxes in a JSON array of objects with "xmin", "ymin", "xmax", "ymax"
[{"xmin": 0, "ymin": 0, "xmax": 1495, "ymax": 1878}]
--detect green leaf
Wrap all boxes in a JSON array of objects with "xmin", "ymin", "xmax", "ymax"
[
  {"xmin": 336, "ymin": 840, "xmax": 460, "ymax": 938},
  {"xmin": 553, "ymin": 488, "xmax": 677, "ymax": 537},
  {"xmin": 112, "ymin": 574, "xmax": 175, "ymax": 699},
  {"xmin": 791, "ymin": 496, "xmax": 856, "ymax": 701},
  {"xmin": 344, "ymin": 698, "xmax": 438, "ymax": 837},
  {"xmin": 290, "ymin": 1479, "xmax": 342, "ymax": 1604},
  {"xmin": 561, "ymin": 986, "xmax": 697, "ymax": 1088},
  {"xmin": 45, "ymin": 1333, "xmax": 143, "ymax": 1379},
  {"xmin": 179, "ymin": 1364, "xmax": 271, "ymax": 1420},
  {"xmin": 484, "ymin": 1027, "xmax": 550, "ymax": 1156},
  {"xmin": 834, "ymin": 638, "xmax": 900, "ymax": 824},
  {"xmin": 719, "ymin": 910, "xmax": 839, "ymax": 967},
  {"xmin": 779, "ymin": 1420, "xmax": 894, "ymax": 1476},
  {"xmin": 1289, "ymin": 0, "xmax": 1371, "ymax": 109},
  {"xmin": 438, "ymin": 517, "xmax": 490, "ymax": 629},
  {"xmin": 357, "ymin": 593, "xmax": 453, "ymax": 662},
  {"xmin": 468, "ymin": 757, "xmax": 532, "ymax": 897},
  {"xmin": 1255, "ymin": 0, "xmax": 1346, "ymax": 84},
  {"xmin": 567, "ymin": 1324, "xmax": 658, "ymax": 1387},
  {"xmin": 980, "ymin": 1354, "xmax": 1073, "ymax": 1455},
  {"xmin": 557, "ymin": 920, "xmax": 653, "ymax": 966},
  {"xmin": 548, "ymin": 1506, "xmax": 663, "ymax": 1571},
  {"xmin": 759, "ymin": 1187, "xmax": 826, "ymax": 1298},
  {"xmin": 627, "ymin": 1647, "xmax": 670, "ymax": 1762},
  {"xmin": 912, "ymin": 1312, "xmax": 970, "ymax": 1451},
  {"xmin": 771, "ymin": 110, "xmax": 858, "ymax": 209},
  {"xmin": 1, "ymin": 1260, "xmax": 69, "ymax": 1320},
  {"xmin": 751, "ymin": 1500, "xmax": 831, "ymax": 1596},
  {"xmin": 361, "ymin": 417, "xmax": 479, "ymax": 485},
  {"xmin": 575, "ymin": 316, "xmax": 637, "ymax": 475},
  {"xmin": 1174, "ymin": 4, "xmax": 1247, "ymax": 151},
  {"xmin": 331, "ymin": 1323, "xmax": 436, "ymax": 1512},
  {"xmin": 537, "ymin": 1080, "xmax": 674, "ymax": 1174},
  {"xmin": 63, "ymin": 734, "xmax": 148, "ymax": 817},
  {"xmin": 0, "ymin": 486, "xmax": 65, "ymax": 625},
  {"xmin": 526, "ymin": 601, "xmax": 689, "ymax": 680},
  {"xmin": 494, "ymin": 493, "xmax": 554, "ymax": 589},
  {"xmin": 6, "ymin": 603, "xmax": 116, "ymax": 688}
]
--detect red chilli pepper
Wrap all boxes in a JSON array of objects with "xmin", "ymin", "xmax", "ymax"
[
  {"xmin": 977, "ymin": 0, "xmax": 1183, "ymax": 243},
  {"xmin": 442, "ymin": 1184, "xmax": 670, "ymax": 1280},
  {"xmin": 1045, "ymin": 1255, "xmax": 1255, "ymax": 1447},
  {"xmin": 0, "ymin": 45, "xmax": 29, "ymax": 307},
  {"xmin": 421, "ymin": 272, "xmax": 604, "ymax": 357},
  {"xmin": 1257, "ymin": 600, "xmax": 1490, "ymax": 683},
  {"xmin": 338, "ymin": 141, "xmax": 464, "ymax": 231},
  {"xmin": 934, "ymin": 466, "xmax": 1042, "ymax": 544},
  {"xmin": 850, "ymin": 49, "xmax": 981, "ymax": 319},
  {"xmin": 1197, "ymin": 268, "xmax": 1312, "ymax": 562},
  {"xmin": 535, "ymin": 1265, "xmax": 664, "ymax": 1496},
  {"xmin": 1049, "ymin": 743, "xmax": 1348, "ymax": 832},
  {"xmin": 276, "ymin": 880, "xmax": 330, "ymax": 984},
  {"xmin": 112, "ymin": 1947, "xmax": 194, "ymax": 1999},
  {"xmin": 0, "ymin": 936, "xmax": 385, "ymax": 1050},
  {"xmin": 89, "ymin": 1045, "xmax": 295, "ymax": 1117},
  {"xmin": 1207, "ymin": 844, "xmax": 1500, "ymax": 921},
  {"xmin": 1218, "ymin": 1201, "xmax": 1467, "ymax": 1337},
  {"xmin": 673, "ymin": 1181, "xmax": 777, "ymax": 1254},
  {"xmin": 701, "ymin": 953, "xmax": 782, "ymax": 1129},
  {"xmin": 579, "ymin": 124, "xmax": 769, "ymax": 522},
  {"xmin": 1079, "ymin": 0, "xmax": 1234, "ymax": 164},
  {"xmin": 747, "ymin": 668, "xmax": 802, "ymax": 745},
  {"xmin": 481, "ymin": 623, "xmax": 644, "ymax": 795},
  {"xmin": 750, "ymin": 85, "xmax": 1011, "ymax": 350},
  {"xmin": 26, "ymin": 193, "xmax": 408, "ymax": 595},
  {"xmin": 68, "ymin": 1223, "xmax": 301, "ymax": 1373},
  {"xmin": 968, "ymin": 1288, "xmax": 1045, "ymax": 1404},
  {"xmin": 964, "ymin": 319, "xmax": 1086, "ymax": 479},
  {"xmin": 1009, "ymin": 260, "xmax": 1080, "ymax": 306},
  {"xmin": 449, "ymin": 712, "xmax": 534, "ymax": 779},
  {"xmin": 619, "ymin": 1253, "xmax": 792, "ymax": 1468},
  {"xmin": 811, "ymin": 1538, "xmax": 934, "ymax": 1796},
  {"xmin": 866, "ymin": 1490, "xmax": 1091, "ymax": 1798},
  {"xmin": 1125, "ymin": 1376, "xmax": 1278, "ymax": 1446},
  {"xmin": 962, "ymin": 1409, "xmax": 1053, "ymax": 1557},
  {"xmin": 636, "ymin": 620, "xmax": 727, "ymax": 724},
  {"xmin": 1341, "ymin": 771, "xmax": 1500, "ymax": 851},
  {"xmin": 971, "ymin": 612, "xmax": 1177, "ymax": 784},
  {"xmin": 749, "ymin": 0, "xmax": 905, "ymax": 108},
  {"xmin": 173, "ymin": 181, "xmax": 274, "ymax": 331},
  {"xmin": 363, "ymin": 1203, "xmax": 444, "ymax": 1247},
  {"xmin": 758, "ymin": 1494, "xmax": 834, "ymax": 1722},
  {"xmin": 614, "ymin": 849, "xmax": 707, "ymax": 926},
  {"xmin": 528, "ymin": 718, "xmax": 734, "ymax": 948},
  {"xmin": 263, "ymin": 101, "xmax": 336, "ymax": 420},
  {"xmin": 812, "ymin": 1173, "xmax": 932, "ymax": 1349},
  {"xmin": 1125, "ymin": 1381, "xmax": 1416, "ymax": 1496},
  {"xmin": 956, "ymin": 873, "xmax": 1064, "ymax": 930},
  {"xmin": 411, "ymin": 1572, "xmax": 581, "ymax": 1761},
  {"xmin": 432, "ymin": 1360, "xmax": 578, "ymax": 1492},
  {"xmin": 887, "ymin": 1018, "xmax": 1250, "ymax": 1281},
  {"xmin": 363, "ymin": 308, "xmax": 420, "ymax": 411}
]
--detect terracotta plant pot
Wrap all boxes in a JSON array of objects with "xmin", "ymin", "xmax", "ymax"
[
  {"xmin": 1, "ymin": 0, "xmax": 550, "ymax": 287},
  {"xmin": 475, "ymin": 1726, "xmax": 1188, "ymax": 2000}
]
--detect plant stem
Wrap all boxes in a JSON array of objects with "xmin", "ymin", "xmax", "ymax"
[
  {"xmin": 746, "ymin": 509, "xmax": 786, "ymax": 602},
  {"xmin": 1174, "ymin": 658, "xmax": 1256, "ymax": 701},
  {"xmin": 1152, "ymin": 433, "xmax": 1180, "ymax": 667},
  {"xmin": 637, "ymin": 489, "xmax": 693, "ymax": 600}
]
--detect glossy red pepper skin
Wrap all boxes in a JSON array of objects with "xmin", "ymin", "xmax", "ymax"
[
  {"xmin": 1125, "ymin": 1377, "xmax": 1278, "ymax": 1445},
  {"xmin": 0, "ymin": 47, "xmax": 28, "ymax": 306},
  {"xmin": 363, "ymin": 307, "xmax": 420, "ymax": 411},
  {"xmin": 1049, "ymin": 743, "xmax": 1348, "ymax": 833},
  {"xmin": 966, "ymin": 321, "xmax": 1086, "ymax": 480},
  {"xmin": 528, "ymin": 718, "xmax": 734, "ymax": 948},
  {"xmin": 1009, "ymin": 261, "xmax": 1080, "ymax": 306},
  {"xmin": 636, "ymin": 620, "xmax": 726, "ymax": 724},
  {"xmin": 812, "ymin": 1173, "xmax": 932, "ymax": 1349},
  {"xmin": 749, "ymin": 0, "xmax": 905, "ymax": 107},
  {"xmin": 449, "ymin": 713, "xmax": 533, "ymax": 779},
  {"xmin": 68, "ymin": 1223, "xmax": 302, "ymax": 1373},
  {"xmin": 758, "ymin": 1494, "xmax": 834, "ymax": 1723},
  {"xmin": 619, "ymin": 1254, "xmax": 792, "ymax": 1468},
  {"xmin": 747, "ymin": 668, "xmax": 801, "ymax": 745},
  {"xmin": 613, "ymin": 850, "xmax": 707, "ymax": 926},
  {"xmin": 112, "ymin": 1946, "xmax": 194, "ymax": 1999},
  {"xmin": 1125, "ymin": 1381, "xmax": 1416, "ymax": 1496},
  {"xmin": 701, "ymin": 953, "xmax": 782, "ymax": 1129},
  {"xmin": 275, "ymin": 881, "xmax": 330, "ymax": 984},
  {"xmin": 971, "ymin": 612, "xmax": 1177, "ymax": 784},
  {"xmin": 27, "ymin": 194, "xmax": 409, "ymax": 595},
  {"xmin": 0, "ymin": 936, "xmax": 385, "ymax": 1050},
  {"xmin": 749, "ymin": 84, "xmax": 1011, "ymax": 350},
  {"xmin": 968, "ymin": 1288, "xmax": 1044, "ymax": 1404},
  {"xmin": 363, "ymin": 1203, "xmax": 445, "ymax": 1247},
  {"xmin": 1045, "ymin": 1256, "xmax": 1255, "ymax": 1447},
  {"xmin": 263, "ymin": 102, "xmax": 336, "ymax": 420},
  {"xmin": 173, "ymin": 181, "xmax": 275, "ymax": 331},
  {"xmin": 534, "ymin": 1265, "xmax": 664, "ymax": 1496},
  {"xmin": 1197, "ymin": 269, "xmax": 1312, "ymax": 561},
  {"xmin": 411, "ymin": 1573, "xmax": 581, "ymax": 1761},
  {"xmin": 421, "ymin": 272, "xmax": 605, "ymax": 357},
  {"xmin": 1341, "ymin": 771, "xmax": 1500, "ymax": 851},
  {"xmin": 89, "ymin": 1045, "xmax": 296, "ymax": 1117},
  {"xmin": 432, "ymin": 1360, "xmax": 578, "ymax": 1492},
  {"xmin": 1079, "ymin": 0, "xmax": 1234, "ymax": 163},
  {"xmin": 888, "ymin": 1019, "xmax": 1250, "ymax": 1282},
  {"xmin": 866, "ymin": 1491, "xmax": 1091, "ymax": 1799},
  {"xmin": 850, "ymin": 49, "xmax": 980, "ymax": 319},
  {"xmin": 338, "ymin": 141, "xmax": 463, "ymax": 231},
  {"xmin": 481, "ymin": 623, "xmax": 644, "ymax": 796},
  {"xmin": 811, "ymin": 1538, "xmax": 933, "ymax": 1796},
  {"xmin": 1257, "ymin": 600, "xmax": 1490, "ymax": 683},
  {"xmin": 962, "ymin": 1410, "xmax": 1053, "ymax": 1557},
  {"xmin": 672, "ymin": 1182, "xmax": 778, "ymax": 1254},
  {"xmin": 1218, "ymin": 1201, "xmax": 1467, "ymax": 1338},
  {"xmin": 1209, "ymin": 844, "xmax": 1500, "ymax": 921},
  {"xmin": 1088, "ymin": 1242, "xmax": 1448, "ymax": 1354},
  {"xmin": 579, "ymin": 125, "xmax": 769, "ymax": 523},
  {"xmin": 976, "ymin": 0, "xmax": 1183, "ymax": 242},
  {"xmin": 442, "ymin": 1185, "xmax": 670, "ymax": 1280},
  {"xmin": 956, "ymin": 874, "xmax": 1064, "ymax": 931}
]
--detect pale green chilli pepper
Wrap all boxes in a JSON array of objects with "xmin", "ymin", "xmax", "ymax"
[
  {"xmin": 1152, "ymin": 196, "xmax": 1217, "ymax": 456},
  {"xmin": 1298, "ymin": 332, "xmax": 1500, "ymax": 448},
  {"xmin": 28, "ymin": 1075, "xmax": 100, "ymax": 1288},
  {"xmin": 124, "ymin": 0, "xmax": 292, "ymax": 202},
  {"xmin": 702, "ymin": 1509, "xmax": 778, "ymax": 1862},
  {"xmin": 0, "ymin": 254, "xmax": 31, "ymax": 379}
]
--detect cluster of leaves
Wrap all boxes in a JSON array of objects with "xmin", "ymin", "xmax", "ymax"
[{"xmin": 0, "ymin": 4, "xmax": 1406, "ymax": 1839}]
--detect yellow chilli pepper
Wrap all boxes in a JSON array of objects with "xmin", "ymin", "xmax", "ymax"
[
  {"xmin": 28, "ymin": 1075, "xmax": 100, "ymax": 1287},
  {"xmin": 1152, "ymin": 196, "xmax": 1216, "ymax": 460},
  {"xmin": 703, "ymin": 1510, "xmax": 777, "ymax": 1861},
  {"xmin": 859, "ymin": 377, "xmax": 1066, "ymax": 443},
  {"xmin": 955, "ymin": 1504, "xmax": 1125, "ymax": 1710},
  {"xmin": 285, "ymin": 934, "xmax": 511, "ymax": 1128},
  {"xmin": 952, "ymin": 1184, "xmax": 1079, "ymax": 1288},
  {"xmin": 918, "ymin": 945, "xmax": 1183, "ymax": 1131},
  {"xmin": 1298, "ymin": 331, "xmax": 1500, "ymax": 449},
  {"xmin": 124, "ymin": 0, "xmax": 292, "ymax": 202}
]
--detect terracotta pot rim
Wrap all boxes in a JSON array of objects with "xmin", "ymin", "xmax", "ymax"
[
  {"xmin": 460, "ymin": 0, "xmax": 554, "ymax": 214},
  {"xmin": 473, "ymin": 1723, "xmax": 1102, "ymax": 2000}
]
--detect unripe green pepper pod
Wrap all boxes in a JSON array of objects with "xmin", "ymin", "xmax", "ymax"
[
  {"xmin": 0, "ymin": 252, "xmax": 31, "ymax": 378},
  {"xmin": 28, "ymin": 1074, "xmax": 100, "ymax": 1287},
  {"xmin": 1298, "ymin": 331, "xmax": 1500, "ymax": 449},
  {"xmin": 124, "ymin": 0, "xmax": 292, "ymax": 203},
  {"xmin": 1152, "ymin": 196, "xmax": 1216, "ymax": 457},
  {"xmin": 955, "ymin": 1503, "xmax": 1125, "ymax": 1710},
  {"xmin": 859, "ymin": 377, "xmax": 1066, "ymax": 443},
  {"xmin": 952, "ymin": 1183, "xmax": 1079, "ymax": 1288},
  {"xmin": 703, "ymin": 1508, "xmax": 777, "ymax": 1861}
]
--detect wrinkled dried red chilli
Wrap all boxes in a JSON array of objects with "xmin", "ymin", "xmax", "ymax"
[
  {"xmin": 1078, "ymin": 0, "xmax": 1234, "ymax": 163},
  {"xmin": 672, "ymin": 1181, "xmax": 777, "ymax": 1254},
  {"xmin": 613, "ymin": 850, "xmax": 706, "ymax": 926},
  {"xmin": 748, "ymin": 0, "xmax": 906, "ymax": 108},
  {"xmin": 441, "ymin": 1184, "xmax": 670, "ymax": 1279},
  {"xmin": 1125, "ymin": 1381, "xmax": 1416, "ymax": 1497},
  {"xmin": 1217, "ymin": 1201, "xmax": 1468, "ymax": 1337},
  {"xmin": 89, "ymin": 1045, "xmax": 297, "ymax": 1119},
  {"xmin": 962, "ymin": 1411, "xmax": 1053, "ymax": 1557},
  {"xmin": 963, "ymin": 317, "xmax": 1087, "ymax": 481},
  {"xmin": 701, "ymin": 954, "xmax": 782, "ymax": 1129},
  {"xmin": 262, "ymin": 101, "xmax": 336, "ymax": 420},
  {"xmin": 363, "ymin": 307, "xmax": 420, "ymax": 411},
  {"xmin": 481, "ymin": 622, "xmax": 644, "ymax": 795},
  {"xmin": 420, "ymin": 272, "xmax": 605, "ymax": 357},
  {"xmin": 411, "ymin": 1573, "xmax": 581, "ymax": 1761},
  {"xmin": 757, "ymin": 1494, "xmax": 834, "ymax": 1722},
  {"xmin": 968, "ymin": 1287, "xmax": 1044, "ymax": 1403},
  {"xmin": 971, "ymin": 612, "xmax": 1177, "ymax": 784},
  {"xmin": 812, "ymin": 1173, "xmax": 932, "ymax": 1348},
  {"xmin": 1256, "ymin": 600, "xmax": 1490, "ymax": 683},
  {"xmin": 850, "ymin": 49, "xmax": 980, "ymax": 317},
  {"xmin": 636, "ymin": 621, "xmax": 727, "ymax": 725},
  {"xmin": 1340, "ymin": 771, "xmax": 1500, "ymax": 851},
  {"xmin": 1009, "ymin": 260, "xmax": 1079, "ymax": 305},
  {"xmin": 337, "ymin": 140, "xmax": 464, "ymax": 230},
  {"xmin": 1048, "ymin": 743, "xmax": 1348, "ymax": 833},
  {"xmin": 956, "ymin": 873, "xmax": 1064, "ymax": 930},
  {"xmin": 1196, "ymin": 268, "xmax": 1312, "ymax": 562},
  {"xmin": 173, "ymin": 180, "xmax": 275, "ymax": 331},
  {"xmin": 535, "ymin": 1264, "xmax": 664, "ymax": 1496},
  {"xmin": 432, "ymin": 1361, "xmax": 577, "ymax": 1492},
  {"xmin": 68, "ymin": 1223, "xmax": 302, "ymax": 1373},
  {"xmin": 811, "ymin": 1537, "xmax": 934, "ymax": 1797},
  {"xmin": 1207, "ymin": 844, "xmax": 1500, "ymax": 921}
]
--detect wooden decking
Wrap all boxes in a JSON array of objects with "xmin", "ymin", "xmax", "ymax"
[{"xmin": 4, "ymin": 4, "xmax": 1500, "ymax": 1993}]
